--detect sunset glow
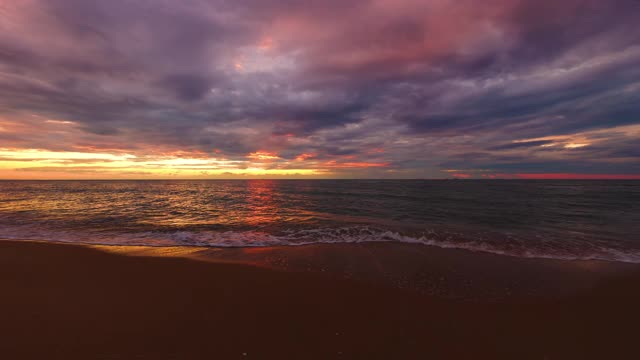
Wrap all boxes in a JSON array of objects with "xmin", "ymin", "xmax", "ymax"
[
  {"xmin": 1, "ymin": 3, "xmax": 639, "ymax": 360},
  {"xmin": 0, "ymin": 148, "xmax": 327, "ymax": 179},
  {"xmin": 0, "ymin": 0, "xmax": 637, "ymax": 179}
]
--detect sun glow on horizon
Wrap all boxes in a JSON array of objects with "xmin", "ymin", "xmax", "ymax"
[{"xmin": 0, "ymin": 148, "xmax": 330, "ymax": 179}]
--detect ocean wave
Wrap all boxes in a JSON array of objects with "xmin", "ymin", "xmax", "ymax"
[{"xmin": 1, "ymin": 225, "xmax": 639, "ymax": 264}]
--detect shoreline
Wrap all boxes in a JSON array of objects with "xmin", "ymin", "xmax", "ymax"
[
  {"xmin": 3, "ymin": 238, "xmax": 636, "ymax": 299},
  {"xmin": 3, "ymin": 235, "xmax": 638, "ymax": 264},
  {"xmin": 1, "ymin": 239, "xmax": 639, "ymax": 359}
]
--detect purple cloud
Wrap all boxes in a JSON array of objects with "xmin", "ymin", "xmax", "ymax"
[{"xmin": 0, "ymin": 0, "xmax": 638, "ymax": 178}]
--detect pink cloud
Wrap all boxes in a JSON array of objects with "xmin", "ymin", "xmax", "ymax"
[{"xmin": 513, "ymin": 173, "xmax": 640, "ymax": 180}]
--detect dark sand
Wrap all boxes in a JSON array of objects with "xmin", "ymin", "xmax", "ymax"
[{"xmin": 1, "ymin": 240, "xmax": 639, "ymax": 359}]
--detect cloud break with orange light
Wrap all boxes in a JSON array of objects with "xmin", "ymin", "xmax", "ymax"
[{"xmin": 0, "ymin": 0, "xmax": 638, "ymax": 179}]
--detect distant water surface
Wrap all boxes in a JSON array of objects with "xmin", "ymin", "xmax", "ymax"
[{"xmin": 0, "ymin": 180, "xmax": 638, "ymax": 262}]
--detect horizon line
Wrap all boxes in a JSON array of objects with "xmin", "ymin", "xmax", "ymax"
[{"xmin": 1, "ymin": 177, "xmax": 639, "ymax": 181}]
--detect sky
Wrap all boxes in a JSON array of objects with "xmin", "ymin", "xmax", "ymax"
[{"xmin": 0, "ymin": 0, "xmax": 639, "ymax": 179}]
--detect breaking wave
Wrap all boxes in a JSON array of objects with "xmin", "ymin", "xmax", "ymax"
[{"xmin": 1, "ymin": 225, "xmax": 639, "ymax": 264}]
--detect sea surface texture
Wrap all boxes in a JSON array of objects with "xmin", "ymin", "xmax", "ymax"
[{"xmin": 0, "ymin": 180, "xmax": 638, "ymax": 262}]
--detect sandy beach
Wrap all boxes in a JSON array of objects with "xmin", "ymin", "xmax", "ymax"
[{"xmin": 1, "ymin": 240, "xmax": 639, "ymax": 359}]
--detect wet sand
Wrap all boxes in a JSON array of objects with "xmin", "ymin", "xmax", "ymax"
[{"xmin": 1, "ymin": 240, "xmax": 639, "ymax": 359}]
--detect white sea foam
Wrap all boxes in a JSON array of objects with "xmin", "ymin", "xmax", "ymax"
[{"xmin": 1, "ymin": 225, "xmax": 639, "ymax": 263}]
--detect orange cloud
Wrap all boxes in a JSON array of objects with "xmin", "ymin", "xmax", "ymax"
[
  {"xmin": 247, "ymin": 151, "xmax": 280, "ymax": 161},
  {"xmin": 71, "ymin": 145, "xmax": 133, "ymax": 154},
  {"xmin": 320, "ymin": 160, "xmax": 389, "ymax": 169},
  {"xmin": 295, "ymin": 153, "xmax": 317, "ymax": 161}
]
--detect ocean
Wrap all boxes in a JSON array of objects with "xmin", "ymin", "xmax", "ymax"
[{"xmin": 0, "ymin": 180, "xmax": 638, "ymax": 263}]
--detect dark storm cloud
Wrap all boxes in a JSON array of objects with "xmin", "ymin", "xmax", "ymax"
[
  {"xmin": 157, "ymin": 74, "xmax": 220, "ymax": 102},
  {"xmin": 0, "ymin": 0, "xmax": 638, "ymax": 176}
]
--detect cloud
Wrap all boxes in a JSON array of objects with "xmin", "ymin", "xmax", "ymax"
[
  {"xmin": 488, "ymin": 140, "xmax": 555, "ymax": 151},
  {"xmin": 0, "ymin": 0, "xmax": 638, "ymax": 178}
]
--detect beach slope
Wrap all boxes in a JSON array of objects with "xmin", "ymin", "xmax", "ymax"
[{"xmin": 1, "ymin": 240, "xmax": 639, "ymax": 359}]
